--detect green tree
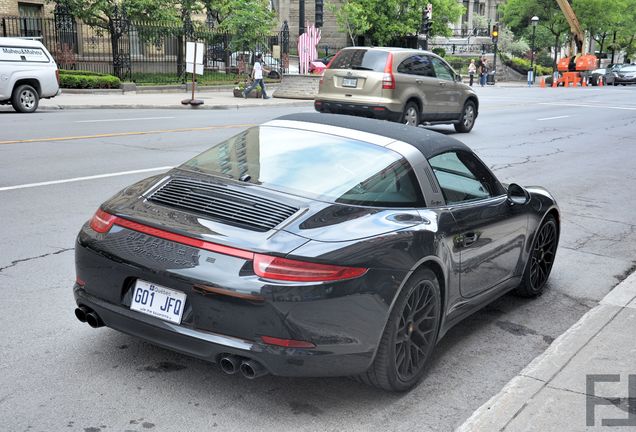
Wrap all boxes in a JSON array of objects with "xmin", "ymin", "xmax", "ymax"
[
  {"xmin": 215, "ymin": 0, "xmax": 276, "ymax": 51},
  {"xmin": 573, "ymin": 0, "xmax": 623, "ymax": 54},
  {"xmin": 501, "ymin": 0, "xmax": 569, "ymax": 66},
  {"xmin": 328, "ymin": 0, "xmax": 463, "ymax": 46}
]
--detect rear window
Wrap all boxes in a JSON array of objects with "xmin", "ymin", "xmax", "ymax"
[
  {"xmin": 181, "ymin": 126, "xmax": 425, "ymax": 207},
  {"xmin": 329, "ymin": 49, "xmax": 389, "ymax": 72}
]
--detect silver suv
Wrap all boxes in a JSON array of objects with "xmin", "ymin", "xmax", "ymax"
[{"xmin": 315, "ymin": 47, "xmax": 479, "ymax": 132}]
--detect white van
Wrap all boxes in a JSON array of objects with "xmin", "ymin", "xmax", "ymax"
[{"xmin": 0, "ymin": 37, "xmax": 60, "ymax": 113}]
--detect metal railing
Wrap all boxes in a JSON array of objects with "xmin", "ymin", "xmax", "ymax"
[{"xmin": 1, "ymin": 14, "xmax": 290, "ymax": 84}]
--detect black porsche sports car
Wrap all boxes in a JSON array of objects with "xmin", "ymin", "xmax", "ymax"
[{"xmin": 73, "ymin": 113, "xmax": 560, "ymax": 392}]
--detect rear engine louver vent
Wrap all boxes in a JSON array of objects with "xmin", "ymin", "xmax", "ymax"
[{"xmin": 147, "ymin": 178, "xmax": 298, "ymax": 232}]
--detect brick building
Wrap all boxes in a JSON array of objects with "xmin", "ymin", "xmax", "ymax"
[{"xmin": 275, "ymin": 0, "xmax": 347, "ymax": 50}]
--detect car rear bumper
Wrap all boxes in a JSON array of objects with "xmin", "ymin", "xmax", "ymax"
[
  {"xmin": 73, "ymin": 229, "xmax": 405, "ymax": 377},
  {"xmin": 314, "ymin": 99, "xmax": 402, "ymax": 122},
  {"xmin": 74, "ymin": 285, "xmax": 377, "ymax": 377}
]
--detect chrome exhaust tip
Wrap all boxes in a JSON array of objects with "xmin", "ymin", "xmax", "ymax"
[
  {"xmin": 239, "ymin": 359, "xmax": 268, "ymax": 379},
  {"xmin": 85, "ymin": 311, "xmax": 104, "ymax": 328},
  {"xmin": 74, "ymin": 306, "xmax": 90, "ymax": 323},
  {"xmin": 219, "ymin": 355, "xmax": 241, "ymax": 375}
]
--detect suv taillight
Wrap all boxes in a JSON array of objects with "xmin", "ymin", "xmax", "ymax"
[{"xmin": 382, "ymin": 53, "xmax": 395, "ymax": 89}]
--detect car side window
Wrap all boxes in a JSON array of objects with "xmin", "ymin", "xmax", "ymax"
[
  {"xmin": 397, "ymin": 55, "xmax": 435, "ymax": 77},
  {"xmin": 431, "ymin": 57, "xmax": 454, "ymax": 81},
  {"xmin": 428, "ymin": 151, "xmax": 499, "ymax": 204}
]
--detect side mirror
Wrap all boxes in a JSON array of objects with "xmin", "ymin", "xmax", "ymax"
[{"xmin": 507, "ymin": 183, "xmax": 531, "ymax": 206}]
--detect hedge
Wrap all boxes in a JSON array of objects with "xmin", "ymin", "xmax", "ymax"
[
  {"xmin": 59, "ymin": 69, "xmax": 108, "ymax": 77},
  {"xmin": 59, "ymin": 73, "xmax": 121, "ymax": 89}
]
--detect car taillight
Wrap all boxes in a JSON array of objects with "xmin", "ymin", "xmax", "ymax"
[
  {"xmin": 55, "ymin": 68, "xmax": 60, "ymax": 85},
  {"xmin": 89, "ymin": 208, "xmax": 116, "ymax": 233},
  {"xmin": 253, "ymin": 253, "xmax": 367, "ymax": 282},
  {"xmin": 261, "ymin": 336, "xmax": 316, "ymax": 348},
  {"xmin": 382, "ymin": 52, "xmax": 395, "ymax": 89}
]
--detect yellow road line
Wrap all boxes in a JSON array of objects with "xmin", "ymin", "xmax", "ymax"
[{"xmin": 0, "ymin": 124, "xmax": 256, "ymax": 145}]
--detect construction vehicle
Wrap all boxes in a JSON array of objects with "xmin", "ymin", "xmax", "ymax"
[{"xmin": 553, "ymin": 0, "xmax": 597, "ymax": 86}]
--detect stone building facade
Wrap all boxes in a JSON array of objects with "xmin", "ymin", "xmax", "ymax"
[
  {"xmin": 275, "ymin": 0, "xmax": 348, "ymax": 50},
  {"xmin": 456, "ymin": 0, "xmax": 506, "ymax": 30},
  {"xmin": 0, "ymin": 0, "xmax": 54, "ymax": 17}
]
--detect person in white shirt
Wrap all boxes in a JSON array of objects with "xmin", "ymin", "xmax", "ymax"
[{"xmin": 242, "ymin": 54, "xmax": 270, "ymax": 99}]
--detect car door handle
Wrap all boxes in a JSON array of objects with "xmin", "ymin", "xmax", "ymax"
[
  {"xmin": 461, "ymin": 232, "xmax": 479, "ymax": 247},
  {"xmin": 438, "ymin": 81, "xmax": 447, "ymax": 87},
  {"xmin": 416, "ymin": 79, "xmax": 424, "ymax": 84}
]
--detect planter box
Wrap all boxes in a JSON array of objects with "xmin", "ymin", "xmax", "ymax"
[{"xmin": 233, "ymin": 88, "xmax": 262, "ymax": 98}]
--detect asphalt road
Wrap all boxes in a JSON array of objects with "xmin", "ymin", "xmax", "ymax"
[{"xmin": 1, "ymin": 86, "xmax": 635, "ymax": 432}]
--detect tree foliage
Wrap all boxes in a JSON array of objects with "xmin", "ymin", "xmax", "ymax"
[
  {"xmin": 328, "ymin": 0, "xmax": 463, "ymax": 46},
  {"xmin": 215, "ymin": 0, "xmax": 276, "ymax": 50},
  {"xmin": 55, "ymin": 0, "xmax": 179, "ymax": 29}
]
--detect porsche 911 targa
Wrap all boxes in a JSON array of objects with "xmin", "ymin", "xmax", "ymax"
[{"xmin": 73, "ymin": 113, "xmax": 560, "ymax": 392}]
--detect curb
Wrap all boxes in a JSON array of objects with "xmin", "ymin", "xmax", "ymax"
[
  {"xmin": 38, "ymin": 100, "xmax": 314, "ymax": 111},
  {"xmin": 455, "ymin": 270, "xmax": 636, "ymax": 432}
]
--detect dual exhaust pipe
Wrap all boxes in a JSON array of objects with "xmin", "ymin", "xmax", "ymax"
[
  {"xmin": 219, "ymin": 355, "xmax": 268, "ymax": 379},
  {"xmin": 74, "ymin": 308, "xmax": 266, "ymax": 378},
  {"xmin": 74, "ymin": 306, "xmax": 104, "ymax": 328}
]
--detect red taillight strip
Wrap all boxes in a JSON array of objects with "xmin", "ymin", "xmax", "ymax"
[
  {"xmin": 112, "ymin": 216, "xmax": 254, "ymax": 260},
  {"xmin": 261, "ymin": 335, "xmax": 316, "ymax": 348}
]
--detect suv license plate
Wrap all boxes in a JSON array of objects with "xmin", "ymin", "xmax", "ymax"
[
  {"xmin": 342, "ymin": 77, "xmax": 357, "ymax": 88},
  {"xmin": 130, "ymin": 280, "xmax": 186, "ymax": 324}
]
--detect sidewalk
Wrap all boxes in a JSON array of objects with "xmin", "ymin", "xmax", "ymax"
[
  {"xmin": 457, "ymin": 271, "xmax": 636, "ymax": 432},
  {"xmin": 38, "ymin": 89, "xmax": 314, "ymax": 111}
]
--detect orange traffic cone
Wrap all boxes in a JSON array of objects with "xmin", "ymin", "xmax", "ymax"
[
  {"xmin": 582, "ymin": 79, "xmax": 587, "ymax": 87},
  {"xmin": 599, "ymin": 77, "xmax": 604, "ymax": 87},
  {"xmin": 540, "ymin": 77, "xmax": 546, "ymax": 88},
  {"xmin": 552, "ymin": 76, "xmax": 558, "ymax": 87}
]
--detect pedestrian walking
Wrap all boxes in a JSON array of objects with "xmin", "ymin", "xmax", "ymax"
[
  {"xmin": 242, "ymin": 54, "xmax": 270, "ymax": 99},
  {"xmin": 480, "ymin": 57, "xmax": 489, "ymax": 87},
  {"xmin": 468, "ymin": 59, "xmax": 477, "ymax": 86}
]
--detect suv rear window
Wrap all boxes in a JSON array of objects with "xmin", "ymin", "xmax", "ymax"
[
  {"xmin": 329, "ymin": 49, "xmax": 389, "ymax": 72},
  {"xmin": 182, "ymin": 126, "xmax": 425, "ymax": 207}
]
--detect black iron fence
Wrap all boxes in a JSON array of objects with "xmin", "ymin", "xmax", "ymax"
[{"xmin": 1, "ymin": 13, "xmax": 290, "ymax": 84}]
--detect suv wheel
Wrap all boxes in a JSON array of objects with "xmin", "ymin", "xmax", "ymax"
[
  {"xmin": 11, "ymin": 84, "xmax": 39, "ymax": 113},
  {"xmin": 401, "ymin": 102, "xmax": 420, "ymax": 127},
  {"xmin": 454, "ymin": 100, "xmax": 476, "ymax": 133}
]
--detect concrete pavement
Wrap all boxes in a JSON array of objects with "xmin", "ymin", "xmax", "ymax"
[
  {"xmin": 39, "ymin": 89, "xmax": 314, "ymax": 110},
  {"xmin": 457, "ymin": 270, "xmax": 636, "ymax": 432}
]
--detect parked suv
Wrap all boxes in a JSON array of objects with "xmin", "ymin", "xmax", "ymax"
[
  {"xmin": 0, "ymin": 37, "xmax": 60, "ymax": 113},
  {"xmin": 315, "ymin": 47, "xmax": 479, "ymax": 132}
]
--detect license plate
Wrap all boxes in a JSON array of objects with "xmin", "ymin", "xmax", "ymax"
[
  {"xmin": 130, "ymin": 280, "xmax": 186, "ymax": 324},
  {"xmin": 342, "ymin": 77, "xmax": 357, "ymax": 88}
]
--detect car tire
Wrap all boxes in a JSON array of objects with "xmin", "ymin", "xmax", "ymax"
[
  {"xmin": 357, "ymin": 268, "xmax": 441, "ymax": 392},
  {"xmin": 11, "ymin": 84, "xmax": 39, "ymax": 113},
  {"xmin": 454, "ymin": 100, "xmax": 476, "ymax": 133},
  {"xmin": 268, "ymin": 70, "xmax": 281, "ymax": 80},
  {"xmin": 514, "ymin": 215, "xmax": 558, "ymax": 298},
  {"xmin": 401, "ymin": 101, "xmax": 420, "ymax": 127}
]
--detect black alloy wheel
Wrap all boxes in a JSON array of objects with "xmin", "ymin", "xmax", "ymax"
[
  {"xmin": 357, "ymin": 268, "xmax": 441, "ymax": 391},
  {"xmin": 515, "ymin": 216, "xmax": 558, "ymax": 297}
]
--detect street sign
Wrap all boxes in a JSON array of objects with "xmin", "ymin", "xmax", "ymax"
[{"xmin": 185, "ymin": 42, "xmax": 204, "ymax": 76}]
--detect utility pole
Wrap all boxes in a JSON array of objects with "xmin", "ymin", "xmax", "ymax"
[{"xmin": 491, "ymin": 23, "xmax": 498, "ymax": 85}]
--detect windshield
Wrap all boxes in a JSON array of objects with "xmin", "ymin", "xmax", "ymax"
[
  {"xmin": 328, "ymin": 49, "xmax": 389, "ymax": 72},
  {"xmin": 181, "ymin": 126, "xmax": 424, "ymax": 207}
]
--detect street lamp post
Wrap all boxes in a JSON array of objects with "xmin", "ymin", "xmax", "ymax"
[{"xmin": 530, "ymin": 15, "xmax": 539, "ymax": 85}]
